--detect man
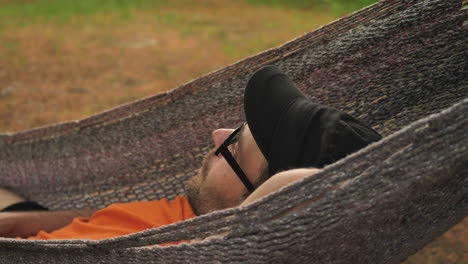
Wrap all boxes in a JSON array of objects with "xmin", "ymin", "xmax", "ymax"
[{"xmin": 0, "ymin": 66, "xmax": 382, "ymax": 243}]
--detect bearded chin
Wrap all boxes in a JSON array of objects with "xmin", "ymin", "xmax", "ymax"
[
  {"xmin": 185, "ymin": 177, "xmax": 203, "ymax": 215},
  {"xmin": 185, "ymin": 148, "xmax": 216, "ymax": 216}
]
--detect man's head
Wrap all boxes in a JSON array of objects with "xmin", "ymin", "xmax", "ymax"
[
  {"xmin": 186, "ymin": 65, "xmax": 382, "ymax": 215},
  {"xmin": 186, "ymin": 124, "xmax": 269, "ymax": 215}
]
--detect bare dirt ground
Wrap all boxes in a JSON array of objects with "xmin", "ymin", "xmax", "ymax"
[
  {"xmin": 0, "ymin": 1, "xmax": 465, "ymax": 263},
  {"xmin": 0, "ymin": 2, "xmax": 332, "ymax": 132}
]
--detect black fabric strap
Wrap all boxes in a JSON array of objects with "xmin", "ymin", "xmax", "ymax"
[{"xmin": 1, "ymin": 201, "xmax": 48, "ymax": 212}]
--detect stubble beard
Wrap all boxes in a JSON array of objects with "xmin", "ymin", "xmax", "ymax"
[{"xmin": 185, "ymin": 148, "xmax": 217, "ymax": 216}]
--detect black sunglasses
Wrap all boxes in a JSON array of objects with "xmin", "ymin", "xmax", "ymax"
[{"xmin": 214, "ymin": 123, "xmax": 255, "ymax": 193}]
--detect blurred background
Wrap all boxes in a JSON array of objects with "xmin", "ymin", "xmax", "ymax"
[{"xmin": 0, "ymin": 0, "xmax": 465, "ymax": 263}]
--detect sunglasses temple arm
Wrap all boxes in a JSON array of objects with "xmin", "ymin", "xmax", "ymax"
[{"xmin": 219, "ymin": 147, "xmax": 255, "ymax": 193}]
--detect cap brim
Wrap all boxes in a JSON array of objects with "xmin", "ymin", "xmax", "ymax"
[{"xmin": 244, "ymin": 65, "xmax": 305, "ymax": 161}]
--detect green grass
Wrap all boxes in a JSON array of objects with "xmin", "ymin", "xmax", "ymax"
[
  {"xmin": 245, "ymin": 0, "xmax": 379, "ymax": 15},
  {"xmin": 0, "ymin": 0, "xmax": 170, "ymax": 25},
  {"xmin": 0, "ymin": 0, "xmax": 380, "ymax": 26}
]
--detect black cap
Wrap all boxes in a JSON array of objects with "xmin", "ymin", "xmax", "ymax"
[{"xmin": 244, "ymin": 65, "xmax": 382, "ymax": 176}]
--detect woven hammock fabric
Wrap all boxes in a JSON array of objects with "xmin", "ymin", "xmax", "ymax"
[{"xmin": 0, "ymin": 0, "xmax": 467, "ymax": 263}]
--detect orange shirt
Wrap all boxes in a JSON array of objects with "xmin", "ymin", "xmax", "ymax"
[{"xmin": 26, "ymin": 196, "xmax": 195, "ymax": 245}]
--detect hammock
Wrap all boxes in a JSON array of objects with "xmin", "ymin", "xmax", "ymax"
[{"xmin": 0, "ymin": 0, "xmax": 466, "ymax": 262}]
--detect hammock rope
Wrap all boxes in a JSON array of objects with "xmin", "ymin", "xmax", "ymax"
[{"xmin": 0, "ymin": 0, "xmax": 466, "ymax": 263}]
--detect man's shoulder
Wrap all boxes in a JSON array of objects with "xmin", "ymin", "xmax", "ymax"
[
  {"xmin": 118, "ymin": 196, "xmax": 195, "ymax": 222},
  {"xmin": 108, "ymin": 196, "xmax": 189, "ymax": 209}
]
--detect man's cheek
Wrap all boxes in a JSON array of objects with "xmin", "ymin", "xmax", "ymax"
[
  {"xmin": 217, "ymin": 174, "xmax": 242, "ymax": 199},
  {"xmin": 213, "ymin": 171, "xmax": 230, "ymax": 186}
]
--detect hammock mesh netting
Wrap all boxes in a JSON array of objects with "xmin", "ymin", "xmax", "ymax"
[{"xmin": 0, "ymin": 0, "xmax": 466, "ymax": 263}]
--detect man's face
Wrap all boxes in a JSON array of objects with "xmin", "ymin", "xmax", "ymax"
[{"xmin": 186, "ymin": 124, "xmax": 267, "ymax": 215}]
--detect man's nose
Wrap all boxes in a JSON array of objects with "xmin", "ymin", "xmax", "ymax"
[{"xmin": 212, "ymin": 129, "xmax": 234, "ymax": 149}]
